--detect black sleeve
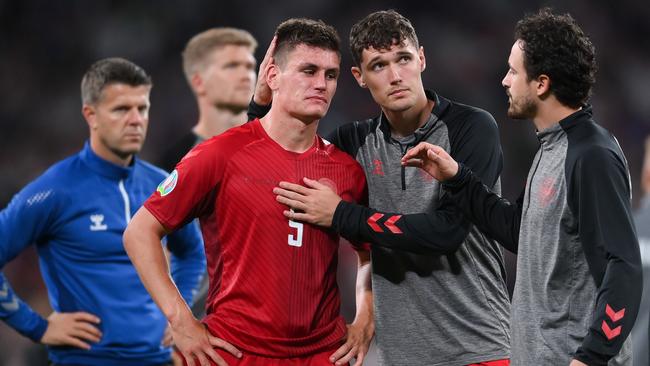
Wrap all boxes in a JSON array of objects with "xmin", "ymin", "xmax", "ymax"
[
  {"xmin": 324, "ymin": 120, "xmax": 373, "ymax": 158},
  {"xmin": 332, "ymin": 199, "xmax": 470, "ymax": 254},
  {"xmin": 443, "ymin": 164, "xmax": 524, "ymax": 253},
  {"xmin": 332, "ymin": 109, "xmax": 505, "ymax": 254},
  {"xmin": 570, "ymin": 147, "xmax": 642, "ymax": 366},
  {"xmin": 247, "ymin": 99, "xmax": 271, "ymax": 121}
]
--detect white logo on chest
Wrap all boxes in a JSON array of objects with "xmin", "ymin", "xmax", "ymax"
[{"xmin": 89, "ymin": 214, "xmax": 108, "ymax": 231}]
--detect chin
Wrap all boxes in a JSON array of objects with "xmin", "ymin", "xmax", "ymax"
[{"xmin": 385, "ymin": 99, "xmax": 415, "ymax": 113}]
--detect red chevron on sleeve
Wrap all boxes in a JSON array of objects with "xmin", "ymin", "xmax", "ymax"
[
  {"xmin": 605, "ymin": 304, "xmax": 625, "ymax": 323},
  {"xmin": 367, "ymin": 213, "xmax": 385, "ymax": 232},
  {"xmin": 601, "ymin": 321, "xmax": 622, "ymax": 340},
  {"xmin": 384, "ymin": 215, "xmax": 403, "ymax": 234}
]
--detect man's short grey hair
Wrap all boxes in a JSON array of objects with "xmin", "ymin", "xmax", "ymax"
[{"xmin": 81, "ymin": 58, "xmax": 152, "ymax": 105}]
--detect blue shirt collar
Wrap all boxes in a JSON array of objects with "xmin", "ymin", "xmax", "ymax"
[{"xmin": 80, "ymin": 141, "xmax": 135, "ymax": 180}]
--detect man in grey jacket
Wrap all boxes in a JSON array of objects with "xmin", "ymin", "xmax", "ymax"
[{"xmin": 401, "ymin": 9, "xmax": 641, "ymax": 366}]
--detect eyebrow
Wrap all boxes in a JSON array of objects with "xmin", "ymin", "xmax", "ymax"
[
  {"xmin": 367, "ymin": 50, "xmax": 414, "ymax": 65},
  {"xmin": 298, "ymin": 62, "xmax": 340, "ymax": 72}
]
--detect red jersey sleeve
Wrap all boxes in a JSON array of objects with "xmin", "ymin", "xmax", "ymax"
[
  {"xmin": 347, "ymin": 161, "xmax": 371, "ymax": 252},
  {"xmin": 144, "ymin": 138, "xmax": 227, "ymax": 231}
]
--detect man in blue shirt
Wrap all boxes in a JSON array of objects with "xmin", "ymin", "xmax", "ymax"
[{"xmin": 0, "ymin": 58, "xmax": 205, "ymax": 366}]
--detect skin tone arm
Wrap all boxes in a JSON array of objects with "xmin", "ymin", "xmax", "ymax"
[
  {"xmin": 330, "ymin": 249, "xmax": 374, "ymax": 366},
  {"xmin": 123, "ymin": 207, "xmax": 241, "ymax": 366}
]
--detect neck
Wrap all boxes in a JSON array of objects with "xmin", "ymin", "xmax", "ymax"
[
  {"xmin": 89, "ymin": 139, "xmax": 132, "ymax": 167},
  {"xmin": 383, "ymin": 94, "xmax": 434, "ymax": 138},
  {"xmin": 193, "ymin": 98, "xmax": 248, "ymax": 139},
  {"xmin": 532, "ymin": 99, "xmax": 580, "ymax": 131},
  {"xmin": 260, "ymin": 108, "xmax": 318, "ymax": 153}
]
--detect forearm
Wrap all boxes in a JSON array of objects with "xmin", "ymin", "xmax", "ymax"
[
  {"xmin": 574, "ymin": 258, "xmax": 642, "ymax": 365},
  {"xmin": 332, "ymin": 201, "xmax": 469, "ymax": 254},
  {"xmin": 170, "ymin": 254, "xmax": 205, "ymax": 306},
  {"xmin": 0, "ymin": 272, "xmax": 48, "ymax": 341},
  {"xmin": 353, "ymin": 251, "xmax": 373, "ymax": 329},
  {"xmin": 168, "ymin": 223, "xmax": 206, "ymax": 305},
  {"xmin": 444, "ymin": 163, "xmax": 521, "ymax": 252},
  {"xmin": 123, "ymin": 210, "xmax": 194, "ymax": 325}
]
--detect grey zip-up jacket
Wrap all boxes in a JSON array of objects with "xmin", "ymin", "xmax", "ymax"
[
  {"xmin": 443, "ymin": 106, "xmax": 642, "ymax": 365},
  {"xmin": 249, "ymin": 90, "xmax": 512, "ymax": 365}
]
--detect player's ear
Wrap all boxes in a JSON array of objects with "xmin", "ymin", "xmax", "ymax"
[
  {"xmin": 191, "ymin": 73, "xmax": 205, "ymax": 95},
  {"xmin": 351, "ymin": 67, "xmax": 366, "ymax": 88},
  {"xmin": 267, "ymin": 63, "xmax": 281, "ymax": 91},
  {"xmin": 419, "ymin": 46, "xmax": 426, "ymax": 72},
  {"xmin": 82, "ymin": 104, "xmax": 97, "ymax": 130},
  {"xmin": 535, "ymin": 74, "xmax": 551, "ymax": 97}
]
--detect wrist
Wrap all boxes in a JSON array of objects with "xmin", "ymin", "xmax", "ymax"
[
  {"xmin": 253, "ymin": 94, "xmax": 271, "ymax": 106},
  {"xmin": 165, "ymin": 303, "xmax": 194, "ymax": 329}
]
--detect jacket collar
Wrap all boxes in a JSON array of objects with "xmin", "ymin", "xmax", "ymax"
[
  {"xmin": 80, "ymin": 141, "xmax": 135, "ymax": 180},
  {"xmin": 378, "ymin": 89, "xmax": 449, "ymax": 143},
  {"xmin": 536, "ymin": 105, "xmax": 593, "ymax": 146}
]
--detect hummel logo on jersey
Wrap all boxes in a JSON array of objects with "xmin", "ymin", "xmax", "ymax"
[
  {"xmin": 90, "ymin": 214, "xmax": 108, "ymax": 231},
  {"xmin": 601, "ymin": 304, "xmax": 626, "ymax": 340},
  {"xmin": 0, "ymin": 282, "xmax": 18, "ymax": 311},
  {"xmin": 372, "ymin": 159, "xmax": 384, "ymax": 176}
]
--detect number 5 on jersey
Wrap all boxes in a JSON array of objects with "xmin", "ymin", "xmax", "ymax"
[{"xmin": 288, "ymin": 219, "xmax": 303, "ymax": 247}]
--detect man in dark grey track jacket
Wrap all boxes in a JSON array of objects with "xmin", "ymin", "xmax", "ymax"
[
  {"xmin": 252, "ymin": 10, "xmax": 511, "ymax": 366},
  {"xmin": 402, "ymin": 9, "xmax": 642, "ymax": 366}
]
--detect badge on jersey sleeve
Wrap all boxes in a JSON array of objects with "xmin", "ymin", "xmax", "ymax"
[{"xmin": 157, "ymin": 170, "xmax": 178, "ymax": 197}]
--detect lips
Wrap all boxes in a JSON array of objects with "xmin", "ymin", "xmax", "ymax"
[
  {"xmin": 306, "ymin": 96, "xmax": 328, "ymax": 103},
  {"xmin": 123, "ymin": 133, "xmax": 143, "ymax": 139},
  {"xmin": 388, "ymin": 88, "xmax": 409, "ymax": 97}
]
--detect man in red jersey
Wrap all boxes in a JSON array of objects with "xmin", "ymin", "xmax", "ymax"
[{"xmin": 123, "ymin": 18, "xmax": 373, "ymax": 366}]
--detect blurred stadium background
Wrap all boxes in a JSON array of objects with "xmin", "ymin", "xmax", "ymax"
[{"xmin": 1, "ymin": 1, "xmax": 648, "ymax": 364}]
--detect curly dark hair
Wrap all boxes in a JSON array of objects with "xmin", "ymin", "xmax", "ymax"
[
  {"xmin": 273, "ymin": 18, "xmax": 340, "ymax": 67},
  {"xmin": 349, "ymin": 10, "xmax": 419, "ymax": 67},
  {"xmin": 514, "ymin": 8, "xmax": 597, "ymax": 108}
]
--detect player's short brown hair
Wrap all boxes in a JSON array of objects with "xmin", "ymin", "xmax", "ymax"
[
  {"xmin": 273, "ymin": 18, "xmax": 340, "ymax": 68},
  {"xmin": 182, "ymin": 28, "xmax": 257, "ymax": 83}
]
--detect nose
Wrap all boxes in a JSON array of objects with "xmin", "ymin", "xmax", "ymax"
[
  {"xmin": 388, "ymin": 63, "xmax": 402, "ymax": 84},
  {"xmin": 501, "ymin": 73, "xmax": 510, "ymax": 88},
  {"xmin": 313, "ymin": 72, "xmax": 327, "ymax": 91},
  {"xmin": 127, "ymin": 108, "xmax": 146, "ymax": 125},
  {"xmin": 241, "ymin": 68, "xmax": 254, "ymax": 82}
]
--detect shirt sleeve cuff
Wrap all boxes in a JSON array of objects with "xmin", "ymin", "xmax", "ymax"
[{"xmin": 4, "ymin": 304, "xmax": 48, "ymax": 342}]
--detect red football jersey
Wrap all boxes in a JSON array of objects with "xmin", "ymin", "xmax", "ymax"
[{"xmin": 145, "ymin": 119, "xmax": 368, "ymax": 357}]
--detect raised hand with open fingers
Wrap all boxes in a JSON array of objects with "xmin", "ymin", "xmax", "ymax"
[
  {"xmin": 252, "ymin": 36, "xmax": 277, "ymax": 106},
  {"xmin": 401, "ymin": 142, "xmax": 459, "ymax": 182}
]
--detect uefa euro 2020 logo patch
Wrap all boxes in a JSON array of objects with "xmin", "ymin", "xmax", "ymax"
[{"xmin": 157, "ymin": 170, "xmax": 178, "ymax": 197}]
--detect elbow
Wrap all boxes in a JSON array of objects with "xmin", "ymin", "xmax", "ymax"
[
  {"xmin": 122, "ymin": 224, "xmax": 137, "ymax": 255},
  {"xmin": 444, "ymin": 226, "xmax": 470, "ymax": 254},
  {"xmin": 630, "ymin": 260, "xmax": 643, "ymax": 294},
  {"xmin": 441, "ymin": 235, "xmax": 464, "ymax": 255}
]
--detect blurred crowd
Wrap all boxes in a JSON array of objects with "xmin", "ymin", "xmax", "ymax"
[{"xmin": 1, "ymin": 1, "xmax": 648, "ymax": 365}]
